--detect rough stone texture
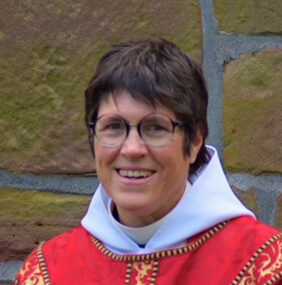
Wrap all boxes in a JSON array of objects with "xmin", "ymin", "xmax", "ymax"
[
  {"xmin": 0, "ymin": 172, "xmax": 99, "ymax": 195},
  {"xmin": 228, "ymin": 172, "xmax": 282, "ymax": 228},
  {"xmin": 214, "ymin": 0, "xmax": 282, "ymax": 35},
  {"xmin": 276, "ymin": 195, "xmax": 282, "ymax": 230},
  {"xmin": 223, "ymin": 49, "xmax": 282, "ymax": 174},
  {"xmin": 0, "ymin": 0, "xmax": 201, "ymax": 174},
  {"xmin": 0, "ymin": 189, "xmax": 91, "ymax": 262},
  {"xmin": 233, "ymin": 187, "xmax": 281, "ymax": 231},
  {"xmin": 233, "ymin": 188, "xmax": 259, "ymax": 217},
  {"xmin": 0, "ymin": 261, "xmax": 22, "ymax": 284}
]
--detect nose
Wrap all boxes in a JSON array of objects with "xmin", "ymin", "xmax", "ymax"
[{"xmin": 119, "ymin": 127, "xmax": 148, "ymax": 158}]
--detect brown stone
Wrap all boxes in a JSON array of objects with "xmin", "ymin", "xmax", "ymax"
[
  {"xmin": 0, "ymin": 189, "xmax": 91, "ymax": 262},
  {"xmin": 0, "ymin": 0, "xmax": 202, "ymax": 175},
  {"xmin": 232, "ymin": 188, "xmax": 259, "ymax": 218},
  {"xmin": 223, "ymin": 49, "xmax": 282, "ymax": 174},
  {"xmin": 214, "ymin": 0, "xmax": 282, "ymax": 34}
]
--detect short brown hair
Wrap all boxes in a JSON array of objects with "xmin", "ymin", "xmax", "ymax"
[{"xmin": 85, "ymin": 38, "xmax": 210, "ymax": 175}]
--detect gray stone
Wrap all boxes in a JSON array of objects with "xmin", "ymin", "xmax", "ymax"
[
  {"xmin": 0, "ymin": 261, "xmax": 22, "ymax": 283},
  {"xmin": 0, "ymin": 171, "xmax": 99, "ymax": 195}
]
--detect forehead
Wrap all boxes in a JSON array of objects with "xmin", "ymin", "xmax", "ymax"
[{"xmin": 97, "ymin": 91, "xmax": 177, "ymax": 120}]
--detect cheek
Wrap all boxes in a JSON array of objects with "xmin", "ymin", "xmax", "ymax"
[
  {"xmin": 160, "ymin": 147, "xmax": 190, "ymax": 178},
  {"xmin": 152, "ymin": 147, "xmax": 187, "ymax": 172},
  {"xmin": 159, "ymin": 137, "xmax": 187, "ymax": 164},
  {"xmin": 94, "ymin": 143, "xmax": 119, "ymax": 171}
]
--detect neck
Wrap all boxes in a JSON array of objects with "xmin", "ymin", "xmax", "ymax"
[{"xmin": 114, "ymin": 185, "xmax": 188, "ymax": 227}]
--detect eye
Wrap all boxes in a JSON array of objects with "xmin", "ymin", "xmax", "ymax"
[
  {"xmin": 105, "ymin": 121, "xmax": 123, "ymax": 130},
  {"xmin": 148, "ymin": 124, "xmax": 168, "ymax": 131},
  {"xmin": 101, "ymin": 120, "xmax": 124, "ymax": 131},
  {"xmin": 142, "ymin": 121, "xmax": 171, "ymax": 135},
  {"xmin": 96, "ymin": 116, "xmax": 125, "ymax": 134}
]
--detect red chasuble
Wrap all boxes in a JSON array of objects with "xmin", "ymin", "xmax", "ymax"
[{"xmin": 14, "ymin": 217, "xmax": 282, "ymax": 285}]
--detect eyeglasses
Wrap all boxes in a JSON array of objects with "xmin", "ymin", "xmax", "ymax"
[{"xmin": 89, "ymin": 113, "xmax": 184, "ymax": 148}]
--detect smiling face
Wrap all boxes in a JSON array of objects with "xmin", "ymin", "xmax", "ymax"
[{"xmin": 93, "ymin": 90, "xmax": 202, "ymax": 226}]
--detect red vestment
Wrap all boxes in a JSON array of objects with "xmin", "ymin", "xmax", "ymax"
[{"xmin": 14, "ymin": 217, "xmax": 282, "ymax": 285}]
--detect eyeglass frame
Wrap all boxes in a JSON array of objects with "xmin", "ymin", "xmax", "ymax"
[{"xmin": 89, "ymin": 112, "xmax": 185, "ymax": 148}]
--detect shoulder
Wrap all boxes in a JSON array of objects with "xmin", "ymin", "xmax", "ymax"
[
  {"xmin": 201, "ymin": 216, "xmax": 280, "ymax": 252},
  {"xmin": 13, "ymin": 226, "xmax": 90, "ymax": 285},
  {"xmin": 40, "ymin": 226, "xmax": 95, "ymax": 268},
  {"xmin": 223, "ymin": 216, "xmax": 279, "ymax": 241},
  {"xmin": 13, "ymin": 243, "xmax": 48, "ymax": 285},
  {"xmin": 225, "ymin": 217, "xmax": 282, "ymax": 284},
  {"xmin": 43, "ymin": 225, "xmax": 91, "ymax": 253},
  {"xmin": 188, "ymin": 217, "xmax": 281, "ymax": 284}
]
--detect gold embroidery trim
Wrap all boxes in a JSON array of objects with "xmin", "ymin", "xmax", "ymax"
[
  {"xmin": 150, "ymin": 260, "xmax": 159, "ymax": 285},
  {"xmin": 37, "ymin": 243, "xmax": 51, "ymax": 285},
  {"xmin": 14, "ymin": 257, "xmax": 45, "ymax": 285},
  {"xmin": 13, "ymin": 243, "xmax": 50, "ymax": 285},
  {"xmin": 266, "ymin": 272, "xmax": 282, "ymax": 285},
  {"xmin": 91, "ymin": 221, "xmax": 228, "ymax": 262},
  {"xmin": 125, "ymin": 262, "xmax": 133, "ymax": 285},
  {"xmin": 124, "ymin": 260, "xmax": 159, "ymax": 285},
  {"xmin": 231, "ymin": 233, "xmax": 282, "ymax": 285}
]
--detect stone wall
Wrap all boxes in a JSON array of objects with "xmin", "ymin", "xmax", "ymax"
[{"xmin": 0, "ymin": 0, "xmax": 281, "ymax": 282}]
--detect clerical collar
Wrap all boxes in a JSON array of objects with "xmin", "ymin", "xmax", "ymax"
[{"xmin": 108, "ymin": 182, "xmax": 190, "ymax": 246}]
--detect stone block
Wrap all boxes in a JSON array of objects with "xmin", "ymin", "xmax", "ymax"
[
  {"xmin": 223, "ymin": 49, "xmax": 282, "ymax": 174},
  {"xmin": 232, "ymin": 188, "xmax": 259, "ymax": 218},
  {"xmin": 0, "ymin": 189, "xmax": 91, "ymax": 262},
  {"xmin": 214, "ymin": 0, "xmax": 282, "ymax": 34},
  {"xmin": 275, "ymin": 194, "xmax": 282, "ymax": 230},
  {"xmin": 0, "ymin": 0, "xmax": 202, "ymax": 174}
]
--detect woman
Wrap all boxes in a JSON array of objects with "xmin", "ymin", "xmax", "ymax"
[{"xmin": 15, "ymin": 39, "xmax": 281, "ymax": 284}]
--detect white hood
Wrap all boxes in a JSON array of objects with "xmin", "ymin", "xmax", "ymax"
[{"xmin": 81, "ymin": 146, "xmax": 254, "ymax": 254}]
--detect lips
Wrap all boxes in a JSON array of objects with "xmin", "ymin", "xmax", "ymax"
[{"xmin": 117, "ymin": 169, "xmax": 154, "ymax": 178}]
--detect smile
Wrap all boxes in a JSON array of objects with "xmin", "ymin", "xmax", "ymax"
[{"xmin": 118, "ymin": 169, "xmax": 154, "ymax": 178}]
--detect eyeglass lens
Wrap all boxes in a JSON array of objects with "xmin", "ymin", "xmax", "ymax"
[{"xmin": 95, "ymin": 113, "xmax": 175, "ymax": 147}]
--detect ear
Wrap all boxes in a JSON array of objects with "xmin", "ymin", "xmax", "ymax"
[{"xmin": 189, "ymin": 124, "xmax": 204, "ymax": 164}]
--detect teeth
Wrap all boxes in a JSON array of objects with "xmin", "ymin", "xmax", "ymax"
[{"xmin": 119, "ymin": 169, "xmax": 153, "ymax": 178}]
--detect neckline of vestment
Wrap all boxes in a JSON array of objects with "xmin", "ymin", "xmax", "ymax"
[{"xmin": 89, "ymin": 220, "xmax": 229, "ymax": 262}]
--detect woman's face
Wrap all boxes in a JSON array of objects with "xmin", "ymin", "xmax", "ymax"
[{"xmin": 94, "ymin": 90, "xmax": 202, "ymax": 226}]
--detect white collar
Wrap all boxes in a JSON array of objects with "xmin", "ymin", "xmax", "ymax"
[{"xmin": 81, "ymin": 145, "xmax": 255, "ymax": 254}]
